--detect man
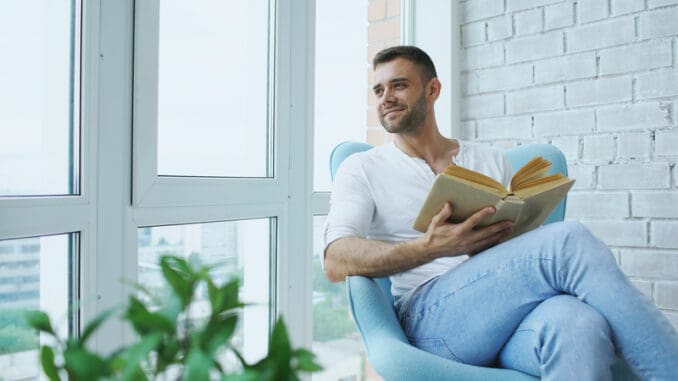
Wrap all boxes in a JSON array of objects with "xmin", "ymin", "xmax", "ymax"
[{"xmin": 323, "ymin": 46, "xmax": 678, "ymax": 380}]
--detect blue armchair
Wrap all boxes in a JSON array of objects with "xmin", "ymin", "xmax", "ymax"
[{"xmin": 329, "ymin": 141, "xmax": 638, "ymax": 381}]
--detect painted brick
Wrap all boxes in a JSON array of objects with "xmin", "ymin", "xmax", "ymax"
[
  {"xmin": 633, "ymin": 191, "xmax": 678, "ymax": 218},
  {"xmin": 461, "ymin": 93, "xmax": 504, "ymax": 120},
  {"xmin": 507, "ymin": 85, "xmax": 563, "ymax": 114},
  {"xmin": 652, "ymin": 221, "xmax": 678, "ymax": 248},
  {"xmin": 534, "ymin": 53, "xmax": 596, "ymax": 84},
  {"xmin": 582, "ymin": 134, "xmax": 615, "ymax": 163},
  {"xmin": 487, "ymin": 16, "xmax": 513, "ymax": 41},
  {"xmin": 460, "ymin": 121, "xmax": 476, "ymax": 140},
  {"xmin": 582, "ymin": 220, "xmax": 647, "ymax": 246},
  {"xmin": 462, "ymin": 43, "xmax": 505, "ymax": 71},
  {"xmin": 599, "ymin": 163, "xmax": 671, "ymax": 189},
  {"xmin": 674, "ymin": 164, "xmax": 678, "ymax": 188},
  {"xmin": 578, "ymin": 0, "xmax": 610, "ymax": 24},
  {"xmin": 545, "ymin": 2, "xmax": 574, "ymax": 30},
  {"xmin": 621, "ymin": 249, "xmax": 678, "ymax": 279},
  {"xmin": 368, "ymin": 0, "xmax": 386, "ymax": 21},
  {"xmin": 568, "ymin": 164, "xmax": 597, "ymax": 190},
  {"xmin": 508, "ymin": 0, "xmax": 563, "ymax": 12},
  {"xmin": 477, "ymin": 115, "xmax": 532, "ymax": 140},
  {"xmin": 656, "ymin": 130, "xmax": 678, "ymax": 157},
  {"xmin": 567, "ymin": 18, "xmax": 635, "ymax": 53},
  {"xmin": 566, "ymin": 192, "xmax": 629, "ymax": 219},
  {"xmin": 462, "ymin": 21, "xmax": 487, "ymax": 47},
  {"xmin": 533, "ymin": 109, "xmax": 595, "ymax": 137},
  {"xmin": 617, "ymin": 132, "xmax": 651, "ymax": 160},
  {"xmin": 462, "ymin": 0, "xmax": 505, "ymax": 23},
  {"xmin": 368, "ymin": 18, "xmax": 400, "ymax": 41},
  {"xmin": 506, "ymin": 32, "xmax": 563, "ymax": 64},
  {"xmin": 639, "ymin": 6, "xmax": 678, "ymax": 39},
  {"xmin": 612, "ymin": 0, "xmax": 646, "ymax": 15},
  {"xmin": 462, "ymin": 73, "xmax": 479, "ymax": 96},
  {"xmin": 629, "ymin": 279, "xmax": 654, "ymax": 299},
  {"xmin": 566, "ymin": 77, "xmax": 632, "ymax": 107},
  {"xmin": 514, "ymin": 8, "xmax": 542, "ymax": 36},
  {"xmin": 597, "ymin": 102, "xmax": 668, "ymax": 132},
  {"xmin": 599, "ymin": 40, "xmax": 672, "ymax": 75},
  {"xmin": 656, "ymin": 282, "xmax": 678, "ymax": 309},
  {"xmin": 649, "ymin": 0, "xmax": 678, "ymax": 7},
  {"xmin": 637, "ymin": 69, "xmax": 678, "ymax": 99},
  {"xmin": 386, "ymin": 0, "xmax": 400, "ymax": 17},
  {"xmin": 478, "ymin": 63, "xmax": 533, "ymax": 92},
  {"xmin": 549, "ymin": 135, "xmax": 580, "ymax": 161}
]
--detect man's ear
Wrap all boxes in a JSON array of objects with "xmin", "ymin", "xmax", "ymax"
[{"xmin": 427, "ymin": 77, "xmax": 441, "ymax": 102}]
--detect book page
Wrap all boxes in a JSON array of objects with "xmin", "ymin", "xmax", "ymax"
[
  {"xmin": 444, "ymin": 164, "xmax": 508, "ymax": 193},
  {"xmin": 509, "ymin": 156, "xmax": 553, "ymax": 191}
]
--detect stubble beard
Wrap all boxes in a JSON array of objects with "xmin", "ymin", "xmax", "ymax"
[{"xmin": 379, "ymin": 91, "xmax": 428, "ymax": 134}]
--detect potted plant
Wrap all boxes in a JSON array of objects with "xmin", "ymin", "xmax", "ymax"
[{"xmin": 26, "ymin": 255, "xmax": 321, "ymax": 380}]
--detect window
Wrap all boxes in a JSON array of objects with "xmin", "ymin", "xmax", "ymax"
[
  {"xmin": 138, "ymin": 219, "xmax": 272, "ymax": 368},
  {"xmin": 0, "ymin": 1, "xmax": 80, "ymax": 196},
  {"xmin": 156, "ymin": 1, "xmax": 271, "ymax": 178},
  {"xmin": 0, "ymin": 234, "xmax": 77, "ymax": 380}
]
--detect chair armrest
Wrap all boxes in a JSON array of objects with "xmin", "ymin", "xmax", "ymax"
[{"xmin": 347, "ymin": 276, "xmax": 538, "ymax": 381}]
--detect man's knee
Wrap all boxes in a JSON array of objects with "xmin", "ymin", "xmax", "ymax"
[{"xmin": 539, "ymin": 295, "xmax": 611, "ymax": 343}]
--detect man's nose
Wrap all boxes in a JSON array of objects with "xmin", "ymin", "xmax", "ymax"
[{"xmin": 381, "ymin": 88, "xmax": 396, "ymax": 104}]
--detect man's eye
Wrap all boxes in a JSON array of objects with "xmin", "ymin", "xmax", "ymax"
[
  {"xmin": 394, "ymin": 83, "xmax": 406, "ymax": 89},
  {"xmin": 374, "ymin": 89, "xmax": 383, "ymax": 96}
]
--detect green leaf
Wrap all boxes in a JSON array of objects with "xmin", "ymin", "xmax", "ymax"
[
  {"xmin": 125, "ymin": 296, "xmax": 175, "ymax": 335},
  {"xmin": 120, "ymin": 332, "xmax": 161, "ymax": 381},
  {"xmin": 203, "ymin": 315, "xmax": 238, "ymax": 355},
  {"xmin": 40, "ymin": 346, "xmax": 61, "ymax": 381},
  {"xmin": 25, "ymin": 310, "xmax": 55, "ymax": 335},
  {"xmin": 221, "ymin": 369, "xmax": 261, "ymax": 381},
  {"xmin": 292, "ymin": 349, "xmax": 323, "ymax": 372},
  {"xmin": 64, "ymin": 347, "xmax": 111, "ymax": 380},
  {"xmin": 183, "ymin": 349, "xmax": 212, "ymax": 381},
  {"xmin": 160, "ymin": 257, "xmax": 193, "ymax": 307},
  {"xmin": 80, "ymin": 308, "xmax": 116, "ymax": 345}
]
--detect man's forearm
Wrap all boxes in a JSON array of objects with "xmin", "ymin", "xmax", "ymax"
[{"xmin": 323, "ymin": 236, "xmax": 431, "ymax": 282}]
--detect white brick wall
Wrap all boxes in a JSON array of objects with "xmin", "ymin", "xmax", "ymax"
[{"xmin": 460, "ymin": 0, "xmax": 678, "ymax": 317}]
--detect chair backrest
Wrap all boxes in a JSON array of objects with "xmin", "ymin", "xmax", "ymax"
[{"xmin": 329, "ymin": 141, "xmax": 569, "ymax": 299}]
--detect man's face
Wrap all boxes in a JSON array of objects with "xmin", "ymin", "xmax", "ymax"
[{"xmin": 372, "ymin": 58, "xmax": 429, "ymax": 134}]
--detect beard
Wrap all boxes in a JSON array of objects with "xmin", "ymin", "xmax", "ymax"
[{"xmin": 379, "ymin": 91, "xmax": 428, "ymax": 134}]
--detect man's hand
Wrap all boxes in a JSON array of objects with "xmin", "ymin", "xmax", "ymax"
[{"xmin": 417, "ymin": 202, "xmax": 514, "ymax": 260}]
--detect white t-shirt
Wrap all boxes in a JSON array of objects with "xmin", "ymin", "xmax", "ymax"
[{"xmin": 323, "ymin": 140, "xmax": 514, "ymax": 306}]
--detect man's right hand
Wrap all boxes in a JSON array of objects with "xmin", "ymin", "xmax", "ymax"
[{"xmin": 417, "ymin": 202, "xmax": 514, "ymax": 260}]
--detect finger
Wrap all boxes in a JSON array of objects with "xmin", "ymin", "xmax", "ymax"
[
  {"xmin": 459, "ymin": 206, "xmax": 496, "ymax": 232},
  {"xmin": 467, "ymin": 225, "xmax": 513, "ymax": 255},
  {"xmin": 430, "ymin": 202, "xmax": 453, "ymax": 227}
]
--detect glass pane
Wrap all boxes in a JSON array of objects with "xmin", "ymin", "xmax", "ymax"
[
  {"xmin": 0, "ymin": 234, "xmax": 74, "ymax": 380},
  {"xmin": 138, "ymin": 219, "xmax": 271, "ymax": 372},
  {"xmin": 312, "ymin": 216, "xmax": 382, "ymax": 381},
  {"xmin": 157, "ymin": 1, "xmax": 270, "ymax": 178},
  {"xmin": 314, "ymin": 1, "xmax": 368, "ymax": 192},
  {"xmin": 0, "ymin": 1, "xmax": 79, "ymax": 196}
]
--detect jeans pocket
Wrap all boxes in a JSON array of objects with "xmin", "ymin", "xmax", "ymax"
[{"xmin": 407, "ymin": 336, "xmax": 462, "ymax": 363}]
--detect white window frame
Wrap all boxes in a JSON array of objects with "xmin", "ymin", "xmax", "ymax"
[{"xmin": 0, "ymin": 0, "xmax": 316, "ymax": 357}]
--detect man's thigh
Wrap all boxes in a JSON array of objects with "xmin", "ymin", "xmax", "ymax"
[{"xmin": 399, "ymin": 224, "xmax": 568, "ymax": 365}]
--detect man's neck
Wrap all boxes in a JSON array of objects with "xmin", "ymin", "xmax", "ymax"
[{"xmin": 393, "ymin": 126, "xmax": 459, "ymax": 174}]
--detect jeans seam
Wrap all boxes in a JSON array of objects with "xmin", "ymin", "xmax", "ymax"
[{"xmin": 407, "ymin": 257, "xmax": 558, "ymax": 320}]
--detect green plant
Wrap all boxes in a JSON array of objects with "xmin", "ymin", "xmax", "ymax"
[{"xmin": 26, "ymin": 255, "xmax": 321, "ymax": 381}]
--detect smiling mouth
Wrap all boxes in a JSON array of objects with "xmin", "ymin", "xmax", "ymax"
[{"xmin": 383, "ymin": 108, "xmax": 405, "ymax": 117}]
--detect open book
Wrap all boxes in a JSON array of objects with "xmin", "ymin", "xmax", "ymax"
[{"xmin": 412, "ymin": 157, "xmax": 575, "ymax": 240}]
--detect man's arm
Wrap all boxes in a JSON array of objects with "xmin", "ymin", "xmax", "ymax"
[{"xmin": 324, "ymin": 202, "xmax": 514, "ymax": 282}]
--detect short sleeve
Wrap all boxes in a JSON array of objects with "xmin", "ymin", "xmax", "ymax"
[{"xmin": 322, "ymin": 155, "xmax": 376, "ymax": 255}]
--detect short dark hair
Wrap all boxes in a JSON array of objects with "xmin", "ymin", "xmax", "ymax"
[{"xmin": 372, "ymin": 45, "xmax": 438, "ymax": 83}]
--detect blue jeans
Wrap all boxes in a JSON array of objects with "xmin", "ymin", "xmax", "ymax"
[{"xmin": 398, "ymin": 222, "xmax": 678, "ymax": 380}]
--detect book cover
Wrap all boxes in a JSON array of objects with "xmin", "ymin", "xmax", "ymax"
[{"xmin": 412, "ymin": 157, "xmax": 575, "ymax": 240}]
